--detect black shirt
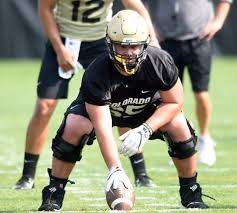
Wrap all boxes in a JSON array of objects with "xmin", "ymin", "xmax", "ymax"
[{"xmin": 79, "ymin": 46, "xmax": 179, "ymax": 125}]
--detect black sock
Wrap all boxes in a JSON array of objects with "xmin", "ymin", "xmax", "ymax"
[
  {"xmin": 179, "ymin": 173, "xmax": 197, "ymax": 186},
  {"xmin": 49, "ymin": 174, "xmax": 68, "ymax": 189},
  {"xmin": 22, "ymin": 152, "xmax": 39, "ymax": 179},
  {"xmin": 129, "ymin": 153, "xmax": 147, "ymax": 179}
]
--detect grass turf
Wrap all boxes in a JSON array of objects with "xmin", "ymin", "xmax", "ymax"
[{"xmin": 0, "ymin": 57, "xmax": 236, "ymax": 212}]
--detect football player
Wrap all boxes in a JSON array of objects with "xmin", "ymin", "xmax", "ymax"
[
  {"xmin": 14, "ymin": 0, "xmax": 159, "ymax": 190},
  {"xmin": 38, "ymin": 10, "xmax": 211, "ymax": 211}
]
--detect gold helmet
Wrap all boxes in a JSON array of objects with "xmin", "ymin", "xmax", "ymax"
[{"xmin": 106, "ymin": 10, "xmax": 150, "ymax": 75}]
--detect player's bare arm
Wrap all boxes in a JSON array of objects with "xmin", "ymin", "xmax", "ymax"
[
  {"xmin": 145, "ymin": 78, "xmax": 184, "ymax": 132},
  {"xmin": 119, "ymin": 78, "xmax": 184, "ymax": 157},
  {"xmin": 85, "ymin": 102, "xmax": 134, "ymax": 210},
  {"xmin": 38, "ymin": 0, "xmax": 75, "ymax": 71},
  {"xmin": 85, "ymin": 103, "xmax": 121, "ymax": 169},
  {"xmin": 121, "ymin": 0, "xmax": 159, "ymax": 47}
]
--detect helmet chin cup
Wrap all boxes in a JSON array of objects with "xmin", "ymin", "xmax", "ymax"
[
  {"xmin": 114, "ymin": 54, "xmax": 138, "ymax": 75},
  {"xmin": 115, "ymin": 62, "xmax": 136, "ymax": 75}
]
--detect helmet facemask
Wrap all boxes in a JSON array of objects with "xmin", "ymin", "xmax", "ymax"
[
  {"xmin": 107, "ymin": 41, "xmax": 148, "ymax": 75},
  {"xmin": 106, "ymin": 10, "xmax": 150, "ymax": 75}
]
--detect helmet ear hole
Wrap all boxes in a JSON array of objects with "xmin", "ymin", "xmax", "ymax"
[{"xmin": 106, "ymin": 10, "xmax": 150, "ymax": 75}]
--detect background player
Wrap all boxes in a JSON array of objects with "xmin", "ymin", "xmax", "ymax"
[{"xmin": 144, "ymin": 0, "xmax": 232, "ymax": 166}]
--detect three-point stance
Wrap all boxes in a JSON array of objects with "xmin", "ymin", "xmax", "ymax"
[{"xmin": 38, "ymin": 10, "xmax": 210, "ymax": 211}]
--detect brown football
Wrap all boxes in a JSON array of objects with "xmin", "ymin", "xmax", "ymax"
[{"xmin": 106, "ymin": 184, "xmax": 135, "ymax": 210}]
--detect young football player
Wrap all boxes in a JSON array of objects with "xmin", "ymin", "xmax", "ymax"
[{"xmin": 38, "ymin": 10, "xmax": 211, "ymax": 211}]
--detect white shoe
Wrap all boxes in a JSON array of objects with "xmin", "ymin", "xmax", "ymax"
[{"xmin": 197, "ymin": 135, "xmax": 216, "ymax": 166}]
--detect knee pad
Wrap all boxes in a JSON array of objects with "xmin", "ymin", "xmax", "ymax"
[
  {"xmin": 164, "ymin": 118, "xmax": 198, "ymax": 159},
  {"xmin": 52, "ymin": 132, "xmax": 95, "ymax": 163},
  {"xmin": 165, "ymin": 135, "xmax": 197, "ymax": 159}
]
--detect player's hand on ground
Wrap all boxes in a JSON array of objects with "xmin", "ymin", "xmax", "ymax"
[
  {"xmin": 119, "ymin": 123, "xmax": 152, "ymax": 157},
  {"xmin": 106, "ymin": 166, "xmax": 132, "ymax": 192}
]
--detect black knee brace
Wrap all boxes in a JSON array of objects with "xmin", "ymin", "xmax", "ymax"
[
  {"xmin": 164, "ymin": 120, "xmax": 198, "ymax": 159},
  {"xmin": 52, "ymin": 132, "xmax": 95, "ymax": 163},
  {"xmin": 165, "ymin": 134, "xmax": 197, "ymax": 159}
]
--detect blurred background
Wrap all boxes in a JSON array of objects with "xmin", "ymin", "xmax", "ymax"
[
  {"xmin": 0, "ymin": 0, "xmax": 236, "ymax": 58},
  {"xmin": 0, "ymin": 0, "xmax": 237, "ymax": 58}
]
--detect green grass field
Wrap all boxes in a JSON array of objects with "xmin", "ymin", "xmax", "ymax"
[{"xmin": 0, "ymin": 57, "xmax": 236, "ymax": 212}]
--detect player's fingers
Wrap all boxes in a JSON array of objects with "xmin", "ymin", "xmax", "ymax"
[
  {"xmin": 127, "ymin": 149, "xmax": 136, "ymax": 157},
  {"xmin": 119, "ymin": 131, "xmax": 131, "ymax": 141},
  {"xmin": 119, "ymin": 145, "xmax": 129, "ymax": 155},
  {"xmin": 60, "ymin": 62, "xmax": 73, "ymax": 71},
  {"xmin": 118, "ymin": 146, "xmax": 125, "ymax": 154},
  {"xmin": 113, "ymin": 178, "xmax": 119, "ymax": 189},
  {"xmin": 119, "ymin": 137, "xmax": 131, "ymax": 153},
  {"xmin": 122, "ymin": 145, "xmax": 134, "ymax": 157},
  {"xmin": 68, "ymin": 60, "xmax": 76, "ymax": 69},
  {"xmin": 120, "ymin": 135, "xmax": 135, "ymax": 154},
  {"xmin": 106, "ymin": 181, "xmax": 112, "ymax": 192},
  {"xmin": 122, "ymin": 179, "xmax": 129, "ymax": 189},
  {"xmin": 206, "ymin": 31, "xmax": 215, "ymax": 41}
]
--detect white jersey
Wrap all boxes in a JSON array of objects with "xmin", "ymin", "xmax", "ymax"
[{"xmin": 55, "ymin": 0, "xmax": 113, "ymax": 41}]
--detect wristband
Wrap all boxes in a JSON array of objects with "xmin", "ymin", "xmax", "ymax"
[{"xmin": 143, "ymin": 123, "xmax": 153, "ymax": 136}]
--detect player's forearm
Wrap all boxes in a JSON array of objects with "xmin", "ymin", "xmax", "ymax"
[
  {"xmin": 94, "ymin": 125, "xmax": 122, "ymax": 169},
  {"xmin": 145, "ymin": 79, "xmax": 184, "ymax": 132},
  {"xmin": 145, "ymin": 103, "xmax": 182, "ymax": 133},
  {"xmin": 214, "ymin": 1, "xmax": 231, "ymax": 28},
  {"xmin": 38, "ymin": 1, "xmax": 64, "ymax": 54},
  {"xmin": 86, "ymin": 103, "xmax": 121, "ymax": 169},
  {"xmin": 97, "ymin": 134, "xmax": 122, "ymax": 170}
]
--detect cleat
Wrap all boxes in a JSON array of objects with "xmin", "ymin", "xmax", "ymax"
[
  {"xmin": 180, "ymin": 183, "xmax": 210, "ymax": 209},
  {"xmin": 135, "ymin": 174, "xmax": 157, "ymax": 188},
  {"xmin": 13, "ymin": 176, "xmax": 35, "ymax": 190},
  {"xmin": 38, "ymin": 184, "xmax": 65, "ymax": 211},
  {"xmin": 197, "ymin": 135, "xmax": 216, "ymax": 166}
]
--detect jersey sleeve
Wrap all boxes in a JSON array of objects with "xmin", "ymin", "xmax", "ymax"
[
  {"xmin": 148, "ymin": 48, "xmax": 179, "ymax": 91},
  {"xmin": 80, "ymin": 57, "xmax": 112, "ymax": 106},
  {"xmin": 82, "ymin": 78, "xmax": 111, "ymax": 106},
  {"xmin": 159, "ymin": 50, "xmax": 179, "ymax": 90}
]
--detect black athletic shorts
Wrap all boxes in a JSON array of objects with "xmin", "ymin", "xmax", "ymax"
[
  {"xmin": 65, "ymin": 99, "xmax": 159, "ymax": 129},
  {"xmin": 37, "ymin": 37, "xmax": 108, "ymax": 99},
  {"xmin": 160, "ymin": 38, "xmax": 213, "ymax": 92},
  {"xmin": 60, "ymin": 100, "xmax": 165, "ymax": 142}
]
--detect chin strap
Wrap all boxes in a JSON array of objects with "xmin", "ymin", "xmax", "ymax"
[{"xmin": 114, "ymin": 60, "xmax": 138, "ymax": 75}]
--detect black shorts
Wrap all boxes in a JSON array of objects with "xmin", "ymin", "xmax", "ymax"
[
  {"xmin": 60, "ymin": 100, "xmax": 165, "ymax": 142},
  {"xmin": 160, "ymin": 38, "xmax": 213, "ymax": 92},
  {"xmin": 37, "ymin": 37, "xmax": 108, "ymax": 99},
  {"xmin": 65, "ymin": 99, "xmax": 158, "ymax": 129}
]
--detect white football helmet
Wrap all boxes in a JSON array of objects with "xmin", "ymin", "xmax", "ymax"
[{"xmin": 106, "ymin": 10, "xmax": 150, "ymax": 75}]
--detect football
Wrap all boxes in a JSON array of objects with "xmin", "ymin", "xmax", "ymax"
[{"xmin": 106, "ymin": 184, "xmax": 135, "ymax": 210}]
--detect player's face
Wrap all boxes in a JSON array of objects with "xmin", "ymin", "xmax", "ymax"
[
  {"xmin": 114, "ymin": 44, "xmax": 143, "ymax": 64},
  {"xmin": 112, "ymin": 44, "xmax": 145, "ymax": 76}
]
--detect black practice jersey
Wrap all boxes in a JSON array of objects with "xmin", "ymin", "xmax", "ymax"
[{"xmin": 79, "ymin": 46, "xmax": 179, "ymax": 125}]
